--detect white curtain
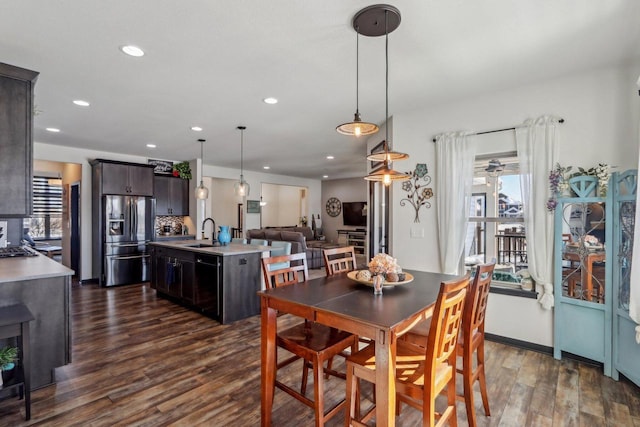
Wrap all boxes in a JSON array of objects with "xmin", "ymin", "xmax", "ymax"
[
  {"xmin": 435, "ymin": 132, "xmax": 476, "ymax": 274},
  {"xmin": 516, "ymin": 116, "xmax": 561, "ymax": 310},
  {"xmin": 629, "ymin": 74, "xmax": 640, "ymax": 343}
]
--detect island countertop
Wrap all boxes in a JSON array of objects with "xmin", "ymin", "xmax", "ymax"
[
  {"xmin": 148, "ymin": 239, "xmax": 270, "ymax": 256},
  {"xmin": 0, "ymin": 253, "xmax": 74, "ymax": 284}
]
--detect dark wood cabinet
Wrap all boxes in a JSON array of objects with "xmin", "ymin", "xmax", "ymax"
[
  {"xmin": 154, "ymin": 175, "xmax": 189, "ymax": 216},
  {"xmin": 92, "ymin": 160, "xmax": 154, "ymax": 196},
  {"xmin": 150, "ymin": 246, "xmax": 261, "ymax": 324},
  {"xmin": 0, "ymin": 63, "xmax": 38, "ymax": 217},
  {"xmin": 151, "ymin": 246, "xmax": 195, "ymax": 301}
]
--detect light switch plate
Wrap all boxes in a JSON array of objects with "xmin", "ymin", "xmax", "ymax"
[
  {"xmin": 0, "ymin": 221, "xmax": 7, "ymax": 248},
  {"xmin": 410, "ymin": 226, "xmax": 424, "ymax": 239}
]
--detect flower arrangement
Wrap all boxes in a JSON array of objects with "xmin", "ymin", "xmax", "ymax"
[
  {"xmin": 299, "ymin": 216, "xmax": 308, "ymax": 227},
  {"xmin": 172, "ymin": 161, "xmax": 192, "ymax": 179},
  {"xmin": 368, "ymin": 253, "xmax": 399, "ymax": 276},
  {"xmin": 546, "ymin": 163, "xmax": 610, "ymax": 211},
  {"xmin": 546, "ymin": 163, "xmax": 571, "ymax": 211},
  {"xmin": 400, "ymin": 163, "xmax": 433, "ymax": 223}
]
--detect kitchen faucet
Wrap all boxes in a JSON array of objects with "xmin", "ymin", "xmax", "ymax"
[{"xmin": 202, "ymin": 217, "xmax": 216, "ymax": 242}]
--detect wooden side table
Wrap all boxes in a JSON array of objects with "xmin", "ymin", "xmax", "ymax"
[{"xmin": 0, "ymin": 303, "xmax": 35, "ymax": 420}]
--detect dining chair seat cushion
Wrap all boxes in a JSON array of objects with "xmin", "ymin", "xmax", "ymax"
[
  {"xmin": 346, "ymin": 340, "xmax": 452, "ymax": 390},
  {"xmin": 277, "ymin": 322, "xmax": 355, "ymax": 356}
]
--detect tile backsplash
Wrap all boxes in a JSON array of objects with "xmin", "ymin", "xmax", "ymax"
[{"xmin": 155, "ymin": 216, "xmax": 187, "ymax": 235}]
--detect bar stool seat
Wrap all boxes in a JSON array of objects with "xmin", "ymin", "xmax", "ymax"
[{"xmin": 0, "ymin": 303, "xmax": 34, "ymax": 420}]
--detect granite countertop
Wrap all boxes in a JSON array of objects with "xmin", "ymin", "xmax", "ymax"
[
  {"xmin": 0, "ymin": 253, "xmax": 74, "ymax": 284},
  {"xmin": 155, "ymin": 234, "xmax": 197, "ymax": 240},
  {"xmin": 149, "ymin": 239, "xmax": 270, "ymax": 256}
]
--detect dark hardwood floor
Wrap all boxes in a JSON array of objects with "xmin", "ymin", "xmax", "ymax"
[{"xmin": 0, "ymin": 282, "xmax": 638, "ymax": 426}]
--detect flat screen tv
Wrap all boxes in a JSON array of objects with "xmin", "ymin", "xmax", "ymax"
[{"xmin": 342, "ymin": 202, "xmax": 367, "ymax": 227}]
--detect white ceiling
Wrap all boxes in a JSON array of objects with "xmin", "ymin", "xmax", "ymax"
[{"xmin": 1, "ymin": 1, "xmax": 639, "ymax": 179}]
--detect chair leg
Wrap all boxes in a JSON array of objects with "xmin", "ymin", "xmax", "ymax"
[
  {"xmin": 448, "ymin": 381, "xmax": 458, "ymax": 427},
  {"xmin": 345, "ymin": 363, "xmax": 355, "ymax": 427},
  {"xmin": 325, "ymin": 357, "xmax": 334, "ymax": 380},
  {"xmin": 463, "ymin": 347, "xmax": 477, "ymax": 427},
  {"xmin": 477, "ymin": 341, "xmax": 490, "ymax": 416},
  {"xmin": 301, "ymin": 360, "xmax": 310, "ymax": 396},
  {"xmin": 313, "ymin": 357, "xmax": 325, "ymax": 427}
]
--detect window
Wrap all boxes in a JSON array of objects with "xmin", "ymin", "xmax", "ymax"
[
  {"xmin": 465, "ymin": 154, "xmax": 529, "ymax": 290},
  {"xmin": 25, "ymin": 176, "xmax": 63, "ymax": 240}
]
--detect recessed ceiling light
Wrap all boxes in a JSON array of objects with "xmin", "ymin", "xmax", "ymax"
[
  {"xmin": 73, "ymin": 100, "xmax": 90, "ymax": 107},
  {"xmin": 263, "ymin": 97, "xmax": 278, "ymax": 104},
  {"xmin": 263, "ymin": 166, "xmax": 270, "ymax": 170},
  {"xmin": 323, "ymin": 175, "xmax": 329, "ymax": 179},
  {"xmin": 146, "ymin": 144, "xmax": 156, "ymax": 148},
  {"xmin": 120, "ymin": 45, "xmax": 145, "ymax": 57},
  {"xmin": 326, "ymin": 155, "xmax": 334, "ymax": 160},
  {"xmin": 46, "ymin": 127, "xmax": 60, "ymax": 133},
  {"xmin": 191, "ymin": 126, "xmax": 203, "ymax": 132}
]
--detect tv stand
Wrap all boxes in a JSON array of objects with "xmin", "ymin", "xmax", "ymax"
[{"xmin": 337, "ymin": 229, "xmax": 367, "ymax": 254}]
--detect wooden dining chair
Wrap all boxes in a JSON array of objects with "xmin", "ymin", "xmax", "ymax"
[
  {"xmin": 323, "ymin": 246, "xmax": 357, "ymax": 276},
  {"xmin": 345, "ymin": 274, "xmax": 469, "ymax": 427},
  {"xmin": 402, "ymin": 263, "xmax": 494, "ymax": 427},
  {"xmin": 261, "ymin": 253, "xmax": 358, "ymax": 426}
]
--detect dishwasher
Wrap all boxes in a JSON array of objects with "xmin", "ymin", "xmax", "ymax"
[{"xmin": 194, "ymin": 255, "xmax": 221, "ymax": 318}]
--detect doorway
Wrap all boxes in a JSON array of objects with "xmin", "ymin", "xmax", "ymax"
[{"xmin": 70, "ymin": 182, "xmax": 81, "ymax": 277}]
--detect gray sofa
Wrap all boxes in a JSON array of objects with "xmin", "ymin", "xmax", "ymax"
[{"xmin": 246, "ymin": 227, "xmax": 325, "ymax": 269}]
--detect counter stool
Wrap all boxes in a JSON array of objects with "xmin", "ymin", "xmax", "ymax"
[{"xmin": 0, "ymin": 303, "xmax": 34, "ymax": 420}]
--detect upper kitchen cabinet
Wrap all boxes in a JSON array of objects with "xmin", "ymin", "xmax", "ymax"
[
  {"xmin": 154, "ymin": 175, "xmax": 189, "ymax": 216},
  {"xmin": 91, "ymin": 159, "xmax": 154, "ymax": 196},
  {"xmin": 0, "ymin": 63, "xmax": 38, "ymax": 217}
]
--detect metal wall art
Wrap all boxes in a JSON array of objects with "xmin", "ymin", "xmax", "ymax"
[{"xmin": 400, "ymin": 163, "xmax": 433, "ymax": 223}]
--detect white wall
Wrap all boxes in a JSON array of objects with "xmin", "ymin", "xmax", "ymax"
[
  {"xmin": 34, "ymin": 143, "xmax": 323, "ymax": 280},
  {"xmin": 388, "ymin": 62, "xmax": 640, "ymax": 346}
]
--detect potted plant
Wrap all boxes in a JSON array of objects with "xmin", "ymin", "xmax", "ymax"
[
  {"xmin": 172, "ymin": 161, "xmax": 192, "ymax": 179},
  {"xmin": 0, "ymin": 346, "xmax": 18, "ymax": 386}
]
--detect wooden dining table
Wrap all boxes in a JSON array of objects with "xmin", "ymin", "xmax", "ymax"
[{"xmin": 258, "ymin": 269, "xmax": 456, "ymax": 426}]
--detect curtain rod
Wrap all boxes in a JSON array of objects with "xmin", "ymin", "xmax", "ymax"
[{"xmin": 431, "ymin": 118, "xmax": 565, "ymax": 143}]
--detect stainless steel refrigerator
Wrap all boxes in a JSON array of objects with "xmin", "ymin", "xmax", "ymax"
[{"xmin": 101, "ymin": 195, "xmax": 154, "ymax": 286}]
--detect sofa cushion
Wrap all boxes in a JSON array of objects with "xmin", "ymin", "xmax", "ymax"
[
  {"xmin": 247, "ymin": 229, "xmax": 265, "ymax": 240},
  {"xmin": 264, "ymin": 230, "xmax": 282, "ymax": 241},
  {"xmin": 294, "ymin": 226, "xmax": 314, "ymax": 241},
  {"xmin": 280, "ymin": 230, "xmax": 306, "ymax": 250}
]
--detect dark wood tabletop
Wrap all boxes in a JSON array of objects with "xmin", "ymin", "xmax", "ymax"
[{"xmin": 259, "ymin": 269, "xmax": 457, "ymax": 426}]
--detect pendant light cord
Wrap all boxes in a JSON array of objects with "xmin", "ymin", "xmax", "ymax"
[
  {"xmin": 384, "ymin": 10, "xmax": 389, "ymax": 163},
  {"xmin": 240, "ymin": 128, "xmax": 244, "ymax": 179},
  {"xmin": 356, "ymin": 28, "xmax": 360, "ymax": 114}
]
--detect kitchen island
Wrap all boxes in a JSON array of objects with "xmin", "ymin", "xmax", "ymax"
[
  {"xmin": 0, "ymin": 253, "xmax": 73, "ymax": 389},
  {"xmin": 149, "ymin": 240, "xmax": 269, "ymax": 324}
]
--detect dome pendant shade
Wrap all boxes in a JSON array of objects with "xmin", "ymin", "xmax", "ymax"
[
  {"xmin": 234, "ymin": 126, "xmax": 250, "ymax": 198},
  {"xmin": 366, "ymin": 140, "xmax": 409, "ymax": 162},
  {"xmin": 364, "ymin": 163, "xmax": 410, "ymax": 185},
  {"xmin": 195, "ymin": 138, "xmax": 209, "ymax": 200},
  {"xmin": 336, "ymin": 111, "xmax": 379, "ymax": 136}
]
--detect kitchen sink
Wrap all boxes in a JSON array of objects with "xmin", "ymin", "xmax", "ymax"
[{"xmin": 185, "ymin": 243, "xmax": 214, "ymax": 248}]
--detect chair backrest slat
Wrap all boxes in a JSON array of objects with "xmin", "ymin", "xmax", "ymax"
[
  {"xmin": 261, "ymin": 252, "xmax": 308, "ymax": 288},
  {"xmin": 465, "ymin": 263, "xmax": 495, "ymax": 338},
  {"xmin": 323, "ymin": 246, "xmax": 357, "ymax": 276},
  {"xmin": 427, "ymin": 274, "xmax": 469, "ymax": 369}
]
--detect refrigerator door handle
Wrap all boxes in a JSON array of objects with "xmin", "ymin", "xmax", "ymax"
[
  {"xmin": 111, "ymin": 254, "xmax": 151, "ymax": 260},
  {"xmin": 108, "ymin": 243, "xmax": 141, "ymax": 248}
]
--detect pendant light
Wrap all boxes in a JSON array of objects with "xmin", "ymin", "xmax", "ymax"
[
  {"xmin": 336, "ymin": 29, "xmax": 379, "ymax": 137},
  {"xmin": 234, "ymin": 126, "xmax": 250, "ymax": 197},
  {"xmin": 194, "ymin": 138, "xmax": 209, "ymax": 199},
  {"xmin": 357, "ymin": 5, "xmax": 409, "ymax": 185}
]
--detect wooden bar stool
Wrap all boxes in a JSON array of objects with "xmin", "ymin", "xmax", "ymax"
[{"xmin": 0, "ymin": 303, "xmax": 35, "ymax": 420}]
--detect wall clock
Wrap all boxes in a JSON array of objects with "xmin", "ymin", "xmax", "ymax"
[{"xmin": 326, "ymin": 197, "xmax": 341, "ymax": 217}]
